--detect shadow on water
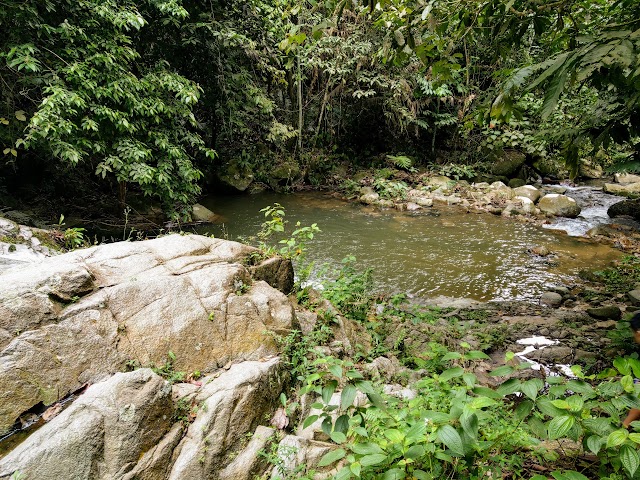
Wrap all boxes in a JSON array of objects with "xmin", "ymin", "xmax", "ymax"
[{"xmin": 195, "ymin": 191, "xmax": 621, "ymax": 302}]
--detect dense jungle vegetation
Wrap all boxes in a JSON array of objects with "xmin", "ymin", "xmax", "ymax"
[{"xmin": 0, "ymin": 0, "xmax": 638, "ymax": 219}]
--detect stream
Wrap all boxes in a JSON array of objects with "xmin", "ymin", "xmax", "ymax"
[{"xmin": 196, "ymin": 190, "xmax": 623, "ymax": 302}]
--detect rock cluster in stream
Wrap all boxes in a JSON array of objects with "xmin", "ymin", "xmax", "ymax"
[{"xmin": 358, "ymin": 177, "xmax": 582, "ymax": 219}]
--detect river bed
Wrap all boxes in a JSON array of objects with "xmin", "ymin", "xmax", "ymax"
[{"xmin": 196, "ymin": 192, "xmax": 621, "ymax": 302}]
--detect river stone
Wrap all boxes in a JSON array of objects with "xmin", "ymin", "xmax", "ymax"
[
  {"xmin": 628, "ymin": 289, "xmax": 640, "ymax": 306},
  {"xmin": 0, "ymin": 369, "xmax": 172, "ymax": 480},
  {"xmin": 490, "ymin": 150, "xmax": 526, "ymax": 177},
  {"xmin": 615, "ymin": 173, "xmax": 640, "ymax": 184},
  {"xmin": 503, "ymin": 197, "xmax": 536, "ymax": 216},
  {"xmin": 0, "ymin": 235, "xmax": 294, "ymax": 435},
  {"xmin": 586, "ymin": 305, "xmax": 621, "ymax": 321},
  {"xmin": 359, "ymin": 190, "xmax": 380, "ymax": 205},
  {"xmin": 425, "ymin": 175, "xmax": 453, "ymax": 189},
  {"xmin": 168, "ymin": 358, "xmax": 283, "ymax": 479},
  {"xmin": 540, "ymin": 291, "xmax": 563, "ymax": 308},
  {"xmin": 508, "ymin": 178, "xmax": 526, "ymax": 188},
  {"xmin": 603, "ymin": 182, "xmax": 640, "ymax": 198},
  {"xmin": 608, "ymin": 199, "xmax": 640, "ymax": 221},
  {"xmin": 218, "ymin": 160, "xmax": 255, "ymax": 192},
  {"xmin": 538, "ymin": 194, "xmax": 581, "ymax": 217},
  {"xmin": 191, "ymin": 203, "xmax": 220, "ymax": 223},
  {"xmin": 513, "ymin": 185, "xmax": 542, "ymax": 203}
]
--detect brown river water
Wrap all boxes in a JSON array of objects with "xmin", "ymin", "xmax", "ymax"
[{"xmin": 196, "ymin": 191, "xmax": 622, "ymax": 302}]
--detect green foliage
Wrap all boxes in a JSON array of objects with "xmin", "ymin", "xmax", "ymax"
[
  {"xmin": 321, "ymin": 256, "xmax": 374, "ymax": 323},
  {"xmin": 300, "ymin": 347, "xmax": 640, "ymax": 479},
  {"xmin": 593, "ymin": 256, "xmax": 640, "ymax": 294},
  {"xmin": 372, "ymin": 178, "xmax": 409, "ymax": 200},
  {"xmin": 1, "ymin": 0, "xmax": 214, "ymax": 218},
  {"xmin": 257, "ymin": 203, "xmax": 321, "ymax": 259},
  {"xmin": 151, "ymin": 350, "xmax": 186, "ymax": 384}
]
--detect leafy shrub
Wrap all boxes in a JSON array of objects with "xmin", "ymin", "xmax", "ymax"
[{"xmin": 321, "ymin": 256, "xmax": 374, "ymax": 323}]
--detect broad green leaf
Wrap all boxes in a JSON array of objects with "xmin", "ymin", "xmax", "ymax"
[
  {"xmin": 566, "ymin": 396, "xmax": 584, "ymax": 413},
  {"xmin": 360, "ymin": 453, "xmax": 388, "ymax": 466},
  {"xmin": 606, "ymin": 429, "xmax": 629, "ymax": 448},
  {"xmin": 497, "ymin": 378, "xmax": 521, "ymax": 396},
  {"xmin": 405, "ymin": 422, "xmax": 427, "ymax": 442},
  {"xmin": 614, "ymin": 357, "xmax": 631, "ymax": 376},
  {"xmin": 537, "ymin": 398, "xmax": 567, "ymax": 417},
  {"xmin": 335, "ymin": 414, "xmax": 349, "ymax": 434},
  {"xmin": 460, "ymin": 411, "xmax": 479, "ymax": 437},
  {"xmin": 334, "ymin": 466, "xmax": 353, "ymax": 480},
  {"xmin": 521, "ymin": 379, "xmax": 542, "ymax": 400},
  {"xmin": 548, "ymin": 415, "xmax": 575, "ymax": 440},
  {"xmin": 15, "ymin": 110, "xmax": 26, "ymax": 121},
  {"xmin": 349, "ymin": 461, "xmax": 361, "ymax": 477},
  {"xmin": 329, "ymin": 364, "xmax": 343, "ymax": 378},
  {"xmin": 550, "ymin": 400, "xmax": 570, "ymax": 410},
  {"xmin": 437, "ymin": 425, "xmax": 464, "ymax": 456},
  {"xmin": 621, "ymin": 444, "xmax": 640, "ymax": 477},
  {"xmin": 382, "ymin": 468, "xmax": 405, "ymax": 480},
  {"xmin": 621, "ymin": 375, "xmax": 635, "ymax": 392},
  {"xmin": 586, "ymin": 435, "xmax": 604, "ymax": 455},
  {"xmin": 351, "ymin": 443, "xmax": 384, "ymax": 455},
  {"xmin": 322, "ymin": 380, "xmax": 337, "ymax": 404},
  {"xmin": 514, "ymin": 400, "xmax": 534, "ymax": 422},
  {"xmin": 405, "ymin": 445, "xmax": 426, "ymax": 459},
  {"xmin": 341, "ymin": 384, "xmax": 357, "ymax": 410},
  {"xmin": 440, "ymin": 367, "xmax": 464, "ymax": 382},
  {"xmin": 470, "ymin": 396, "xmax": 496, "ymax": 409},
  {"xmin": 302, "ymin": 415, "xmax": 319, "ymax": 429},
  {"xmin": 489, "ymin": 365, "xmax": 514, "ymax": 376},
  {"xmin": 441, "ymin": 352, "xmax": 462, "ymax": 361},
  {"xmin": 318, "ymin": 448, "xmax": 346, "ymax": 467},
  {"xmin": 384, "ymin": 429, "xmax": 404, "ymax": 443},
  {"xmin": 630, "ymin": 433, "xmax": 640, "ymax": 444},
  {"xmin": 566, "ymin": 380, "xmax": 594, "ymax": 395},
  {"xmin": 465, "ymin": 350, "xmax": 490, "ymax": 360},
  {"xmin": 331, "ymin": 431, "xmax": 347, "ymax": 444},
  {"xmin": 462, "ymin": 372, "xmax": 477, "ymax": 387}
]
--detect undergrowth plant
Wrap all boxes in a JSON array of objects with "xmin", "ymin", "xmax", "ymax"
[
  {"xmin": 257, "ymin": 203, "xmax": 320, "ymax": 260},
  {"xmin": 303, "ymin": 346, "xmax": 640, "ymax": 480}
]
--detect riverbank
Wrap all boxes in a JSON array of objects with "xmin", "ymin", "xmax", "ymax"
[{"xmin": 1, "ymin": 228, "xmax": 640, "ymax": 479}]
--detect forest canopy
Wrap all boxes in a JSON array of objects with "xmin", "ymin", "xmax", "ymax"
[{"xmin": 0, "ymin": 0, "xmax": 638, "ymax": 217}]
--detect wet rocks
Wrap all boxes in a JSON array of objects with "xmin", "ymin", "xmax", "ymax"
[
  {"xmin": 603, "ymin": 182, "xmax": 640, "ymax": 198},
  {"xmin": 537, "ymin": 194, "xmax": 581, "ymax": 218},
  {"xmin": 586, "ymin": 305, "xmax": 622, "ymax": 321},
  {"xmin": 540, "ymin": 291, "xmax": 563, "ymax": 308},
  {"xmin": 607, "ymin": 198, "xmax": 640, "ymax": 221}
]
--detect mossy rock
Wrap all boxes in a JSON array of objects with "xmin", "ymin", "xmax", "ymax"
[{"xmin": 490, "ymin": 150, "xmax": 526, "ymax": 177}]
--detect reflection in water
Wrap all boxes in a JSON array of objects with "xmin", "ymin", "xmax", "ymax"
[{"xmin": 197, "ymin": 192, "xmax": 621, "ymax": 301}]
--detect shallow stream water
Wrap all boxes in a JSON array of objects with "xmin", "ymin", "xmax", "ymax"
[{"xmin": 197, "ymin": 191, "xmax": 621, "ymax": 302}]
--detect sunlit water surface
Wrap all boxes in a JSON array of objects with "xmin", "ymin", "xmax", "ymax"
[{"xmin": 197, "ymin": 192, "xmax": 621, "ymax": 301}]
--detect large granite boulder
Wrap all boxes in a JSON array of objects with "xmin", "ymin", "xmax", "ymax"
[
  {"xmin": 0, "ymin": 235, "xmax": 295, "ymax": 434},
  {"xmin": 168, "ymin": 358, "xmax": 284, "ymax": 479},
  {"xmin": 0, "ymin": 369, "xmax": 172, "ymax": 480},
  {"xmin": 537, "ymin": 194, "xmax": 581, "ymax": 218}
]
